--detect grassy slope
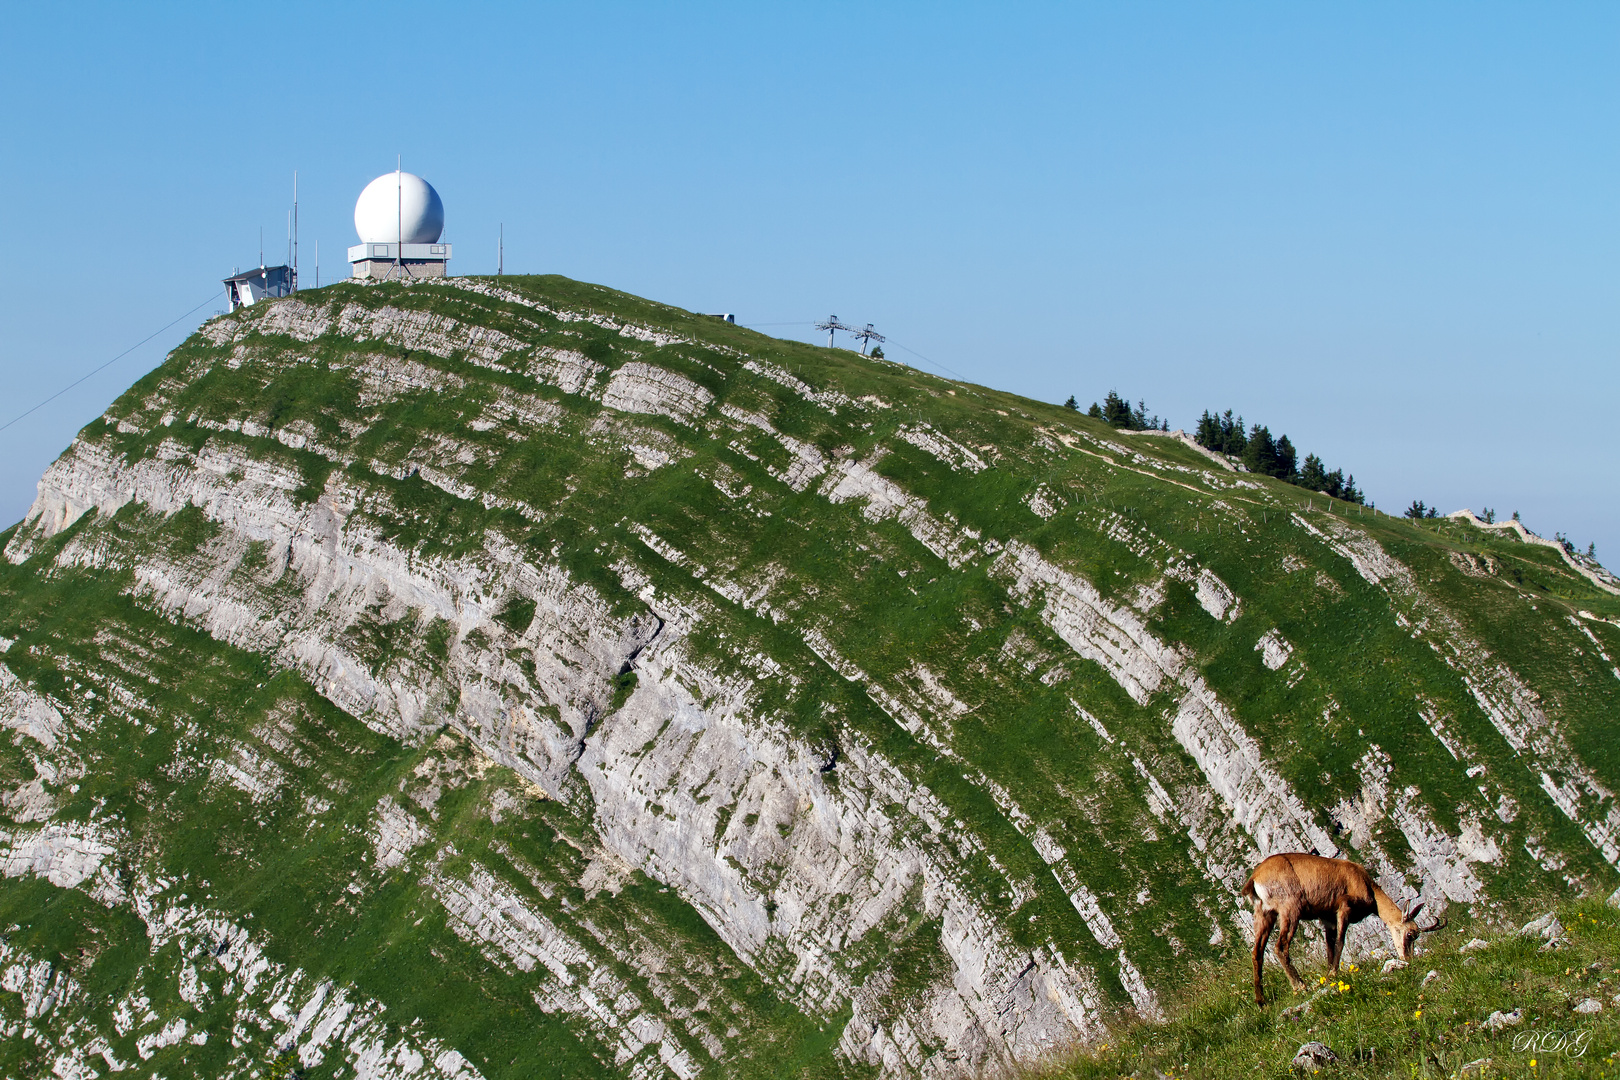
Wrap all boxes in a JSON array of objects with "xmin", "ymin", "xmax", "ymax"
[
  {"xmin": 0, "ymin": 274, "xmax": 1616, "ymax": 1077},
  {"xmin": 1037, "ymin": 895, "xmax": 1620, "ymax": 1079}
]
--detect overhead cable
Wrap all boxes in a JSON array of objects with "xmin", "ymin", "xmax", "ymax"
[{"xmin": 0, "ymin": 293, "xmax": 221, "ymax": 435}]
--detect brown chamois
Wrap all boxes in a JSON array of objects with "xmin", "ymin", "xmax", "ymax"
[{"xmin": 1240, "ymin": 852, "xmax": 1446, "ymax": 1005}]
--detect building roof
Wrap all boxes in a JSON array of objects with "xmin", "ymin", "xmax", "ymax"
[{"xmin": 222, "ymin": 265, "xmax": 293, "ymax": 284}]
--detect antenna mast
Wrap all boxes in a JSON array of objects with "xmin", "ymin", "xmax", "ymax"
[
  {"xmin": 498, "ymin": 224, "xmax": 503, "ymax": 276},
  {"xmin": 814, "ymin": 314, "xmax": 852, "ymax": 348},
  {"xmin": 392, "ymin": 156, "xmax": 402, "ymax": 281},
  {"xmin": 292, "ymin": 170, "xmax": 298, "ymax": 292},
  {"xmin": 851, "ymin": 323, "xmax": 886, "ymax": 356}
]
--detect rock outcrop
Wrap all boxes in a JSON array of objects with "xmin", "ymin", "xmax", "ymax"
[{"xmin": 0, "ymin": 274, "xmax": 1615, "ymax": 1078}]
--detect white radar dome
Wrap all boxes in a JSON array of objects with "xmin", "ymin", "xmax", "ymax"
[{"xmin": 354, "ymin": 171, "xmax": 445, "ymax": 244}]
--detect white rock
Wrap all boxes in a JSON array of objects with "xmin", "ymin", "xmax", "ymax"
[
  {"xmin": 1381, "ymin": 958, "xmax": 1408, "ymax": 973},
  {"xmin": 1291, "ymin": 1041, "xmax": 1337, "ymax": 1069},
  {"xmin": 1482, "ymin": 1008, "xmax": 1522, "ymax": 1031},
  {"xmin": 1573, "ymin": 997, "xmax": 1602, "ymax": 1015}
]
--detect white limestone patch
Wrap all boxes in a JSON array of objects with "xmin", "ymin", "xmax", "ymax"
[
  {"xmin": 741, "ymin": 359, "xmax": 854, "ymax": 413},
  {"xmin": 896, "ymin": 424, "xmax": 988, "ymax": 473},
  {"xmin": 0, "ymin": 664, "xmax": 66, "ymax": 749},
  {"xmin": 209, "ymin": 743, "xmax": 288, "ymax": 803},
  {"xmin": 1255, "ymin": 630, "xmax": 1293, "ymax": 671},
  {"xmin": 0, "ymin": 823, "xmax": 119, "ymax": 894},
  {"xmin": 530, "ymin": 347, "xmax": 604, "ymax": 396},
  {"xmin": 1189, "ymin": 568, "xmax": 1240, "ymax": 622},
  {"xmin": 1024, "ymin": 485, "xmax": 1059, "ymax": 520},
  {"xmin": 993, "ymin": 541, "xmax": 1180, "ymax": 706},
  {"xmin": 578, "ymin": 635, "xmax": 1108, "ymax": 1073},
  {"xmin": 348, "ymin": 354, "xmax": 467, "ymax": 407},
  {"xmin": 822, "ymin": 453, "xmax": 981, "ymax": 569},
  {"xmin": 335, "ymin": 304, "xmax": 528, "ymax": 367},
  {"xmin": 719, "ymin": 405, "xmax": 827, "ymax": 492},
  {"xmin": 1171, "ymin": 675, "xmax": 1339, "ymax": 861},
  {"xmin": 372, "ymin": 797, "xmax": 432, "ymax": 870},
  {"xmin": 601, "ymin": 363, "xmax": 715, "ymax": 424}
]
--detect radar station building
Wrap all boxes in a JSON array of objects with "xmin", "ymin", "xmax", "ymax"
[{"xmin": 349, "ymin": 171, "xmax": 451, "ymax": 280}]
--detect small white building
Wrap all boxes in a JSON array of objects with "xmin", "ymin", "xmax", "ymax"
[{"xmin": 223, "ymin": 264, "xmax": 296, "ymax": 311}]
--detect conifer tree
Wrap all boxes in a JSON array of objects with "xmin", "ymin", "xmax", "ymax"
[
  {"xmin": 1274, "ymin": 435, "xmax": 1298, "ymax": 480},
  {"xmin": 1243, "ymin": 424, "xmax": 1278, "ymax": 476},
  {"xmin": 1103, "ymin": 391, "xmax": 1132, "ymax": 428},
  {"xmin": 1196, "ymin": 411, "xmax": 1220, "ymax": 448},
  {"xmin": 1222, "ymin": 412, "xmax": 1247, "ymax": 455},
  {"xmin": 1300, "ymin": 454, "xmax": 1327, "ymax": 490},
  {"xmin": 1087, "ymin": 402, "xmax": 1103, "ymax": 419},
  {"xmin": 1063, "ymin": 396, "xmax": 1078, "ymax": 411}
]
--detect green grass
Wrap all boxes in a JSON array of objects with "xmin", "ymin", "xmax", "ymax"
[
  {"xmin": 1036, "ymin": 896, "xmax": 1620, "ymax": 1080},
  {"xmin": 2, "ymin": 273, "xmax": 1617, "ymax": 1077}
]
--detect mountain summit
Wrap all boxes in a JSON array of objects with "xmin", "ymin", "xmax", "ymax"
[{"xmin": 2, "ymin": 275, "xmax": 1616, "ymax": 1078}]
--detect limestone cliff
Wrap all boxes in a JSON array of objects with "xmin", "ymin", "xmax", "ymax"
[{"xmin": 0, "ymin": 276, "xmax": 1616, "ymax": 1079}]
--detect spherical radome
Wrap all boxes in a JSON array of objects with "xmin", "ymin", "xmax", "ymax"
[{"xmin": 354, "ymin": 172, "xmax": 444, "ymax": 244}]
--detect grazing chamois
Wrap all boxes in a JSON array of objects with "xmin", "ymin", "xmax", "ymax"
[{"xmin": 1241, "ymin": 852, "xmax": 1446, "ymax": 1005}]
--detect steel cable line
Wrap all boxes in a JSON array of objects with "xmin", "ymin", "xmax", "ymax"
[{"xmin": 0, "ymin": 293, "xmax": 221, "ymax": 435}]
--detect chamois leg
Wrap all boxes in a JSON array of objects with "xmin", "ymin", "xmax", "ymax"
[
  {"xmin": 1251, "ymin": 906, "xmax": 1278, "ymax": 1006},
  {"xmin": 1329, "ymin": 908, "xmax": 1351, "ymax": 977},
  {"xmin": 1273, "ymin": 912, "xmax": 1307, "ymax": 993},
  {"xmin": 1320, "ymin": 918, "xmax": 1340, "ymax": 981}
]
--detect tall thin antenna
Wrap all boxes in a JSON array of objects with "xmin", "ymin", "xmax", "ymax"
[
  {"xmin": 286, "ymin": 210, "xmax": 291, "ymax": 268},
  {"xmin": 259, "ymin": 227, "xmax": 263, "ymax": 268},
  {"xmin": 314, "ymin": 240, "xmax": 319, "ymax": 289},
  {"xmin": 392, "ymin": 155, "xmax": 402, "ymax": 281},
  {"xmin": 498, "ymin": 224, "xmax": 503, "ymax": 276},
  {"xmin": 292, "ymin": 171, "xmax": 299, "ymax": 291},
  {"xmin": 814, "ymin": 314, "xmax": 852, "ymax": 348}
]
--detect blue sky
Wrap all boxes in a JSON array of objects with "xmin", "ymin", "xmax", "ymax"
[{"xmin": 2, "ymin": 3, "xmax": 1615, "ymax": 556}]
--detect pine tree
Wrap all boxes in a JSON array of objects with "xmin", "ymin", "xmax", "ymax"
[
  {"xmin": 1063, "ymin": 395, "xmax": 1078, "ymax": 411},
  {"xmin": 1481, "ymin": 507, "xmax": 1496, "ymax": 524},
  {"xmin": 1087, "ymin": 402, "xmax": 1103, "ymax": 419},
  {"xmin": 1405, "ymin": 499, "xmax": 1428, "ymax": 519},
  {"xmin": 1222, "ymin": 412, "xmax": 1247, "ymax": 455},
  {"xmin": 1195, "ymin": 411, "xmax": 1219, "ymax": 448},
  {"xmin": 1300, "ymin": 454, "xmax": 1327, "ymax": 490},
  {"xmin": 1243, "ymin": 424, "xmax": 1278, "ymax": 476},
  {"xmin": 1273, "ymin": 435, "xmax": 1298, "ymax": 480},
  {"xmin": 1103, "ymin": 391, "xmax": 1132, "ymax": 428}
]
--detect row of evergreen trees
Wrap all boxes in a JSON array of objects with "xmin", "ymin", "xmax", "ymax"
[
  {"xmin": 1060, "ymin": 391, "xmax": 1367, "ymax": 505},
  {"xmin": 1063, "ymin": 391, "xmax": 1167, "ymax": 432},
  {"xmin": 1193, "ymin": 409, "xmax": 1364, "ymax": 503}
]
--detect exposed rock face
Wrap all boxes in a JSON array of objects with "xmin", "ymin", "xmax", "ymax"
[{"xmin": 0, "ymin": 276, "xmax": 1615, "ymax": 1078}]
